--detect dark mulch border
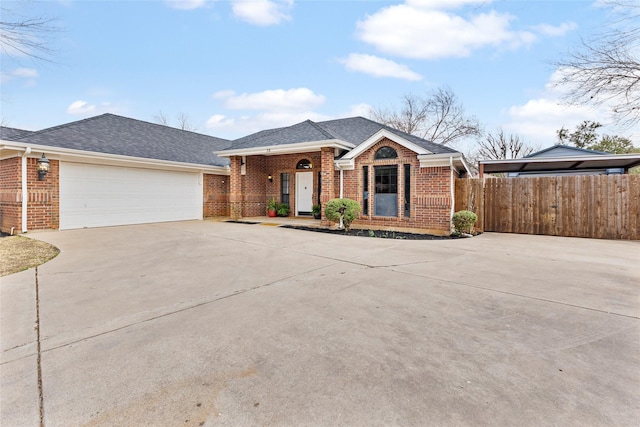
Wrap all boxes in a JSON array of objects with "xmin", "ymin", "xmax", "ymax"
[
  {"xmin": 281, "ymin": 225, "xmax": 465, "ymax": 240},
  {"xmin": 224, "ymin": 220, "xmax": 260, "ymax": 225}
]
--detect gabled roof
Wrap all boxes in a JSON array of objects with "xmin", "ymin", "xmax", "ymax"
[
  {"xmin": 1, "ymin": 126, "xmax": 33, "ymax": 140},
  {"xmin": 319, "ymin": 116, "xmax": 458, "ymax": 155},
  {"xmin": 221, "ymin": 116, "xmax": 459, "ymax": 156},
  {"xmin": 525, "ymin": 144, "xmax": 609, "ymax": 158},
  {"xmin": 230, "ymin": 120, "xmax": 338, "ymax": 150},
  {"xmin": 13, "ymin": 114, "xmax": 231, "ymax": 167}
]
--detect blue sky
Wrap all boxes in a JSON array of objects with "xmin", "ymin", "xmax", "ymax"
[{"xmin": 1, "ymin": 0, "xmax": 635, "ymax": 150}]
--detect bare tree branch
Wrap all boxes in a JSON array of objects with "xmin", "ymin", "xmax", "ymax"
[
  {"xmin": 0, "ymin": 1, "xmax": 58, "ymax": 62},
  {"xmin": 153, "ymin": 111, "xmax": 170, "ymax": 126},
  {"xmin": 153, "ymin": 111, "xmax": 199, "ymax": 132},
  {"xmin": 553, "ymin": 0, "xmax": 640, "ymax": 127},
  {"xmin": 465, "ymin": 128, "xmax": 537, "ymax": 174},
  {"xmin": 369, "ymin": 87, "xmax": 481, "ymax": 146},
  {"xmin": 176, "ymin": 112, "xmax": 198, "ymax": 131}
]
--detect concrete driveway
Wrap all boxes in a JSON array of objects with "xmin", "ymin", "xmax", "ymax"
[{"xmin": 1, "ymin": 221, "xmax": 639, "ymax": 426}]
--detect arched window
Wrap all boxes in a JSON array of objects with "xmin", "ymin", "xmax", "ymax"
[
  {"xmin": 296, "ymin": 159, "xmax": 312, "ymax": 169},
  {"xmin": 375, "ymin": 146, "xmax": 397, "ymax": 159}
]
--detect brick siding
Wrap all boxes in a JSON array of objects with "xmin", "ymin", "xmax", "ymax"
[
  {"xmin": 0, "ymin": 157, "xmax": 22, "ymax": 233},
  {"xmin": 341, "ymin": 138, "xmax": 455, "ymax": 235},
  {"xmin": 0, "ymin": 156, "xmax": 59, "ymax": 233},
  {"xmin": 26, "ymin": 157, "xmax": 59, "ymax": 230},
  {"xmin": 203, "ymin": 173, "xmax": 230, "ymax": 217}
]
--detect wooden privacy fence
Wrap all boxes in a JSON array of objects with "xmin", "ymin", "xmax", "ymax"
[{"xmin": 455, "ymin": 175, "xmax": 640, "ymax": 240}]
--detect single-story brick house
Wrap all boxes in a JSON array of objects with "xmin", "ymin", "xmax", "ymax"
[
  {"xmin": 216, "ymin": 116, "xmax": 469, "ymax": 235},
  {"xmin": 1, "ymin": 113, "xmax": 469, "ymax": 235}
]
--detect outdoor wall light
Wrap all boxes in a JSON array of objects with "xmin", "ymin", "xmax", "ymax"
[
  {"xmin": 268, "ymin": 174, "xmax": 273, "ymax": 182},
  {"xmin": 37, "ymin": 153, "xmax": 50, "ymax": 180}
]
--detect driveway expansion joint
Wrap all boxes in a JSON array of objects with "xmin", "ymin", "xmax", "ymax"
[{"xmin": 35, "ymin": 266, "xmax": 45, "ymax": 427}]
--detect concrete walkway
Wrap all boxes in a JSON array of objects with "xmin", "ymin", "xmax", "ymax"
[{"xmin": 1, "ymin": 221, "xmax": 639, "ymax": 426}]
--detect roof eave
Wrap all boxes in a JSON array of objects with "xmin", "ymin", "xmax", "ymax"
[
  {"xmin": 480, "ymin": 153, "xmax": 640, "ymax": 174},
  {"xmin": 0, "ymin": 141, "xmax": 229, "ymax": 174},
  {"xmin": 215, "ymin": 139, "xmax": 355, "ymax": 157},
  {"xmin": 341, "ymin": 128, "xmax": 432, "ymax": 160},
  {"xmin": 418, "ymin": 153, "xmax": 470, "ymax": 174}
]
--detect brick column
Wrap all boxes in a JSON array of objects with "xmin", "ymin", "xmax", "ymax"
[
  {"xmin": 320, "ymin": 147, "xmax": 335, "ymax": 225},
  {"xmin": 229, "ymin": 156, "xmax": 243, "ymax": 220}
]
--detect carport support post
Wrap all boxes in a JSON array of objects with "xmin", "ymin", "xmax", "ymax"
[
  {"xmin": 229, "ymin": 156, "xmax": 243, "ymax": 220},
  {"xmin": 320, "ymin": 147, "xmax": 335, "ymax": 226}
]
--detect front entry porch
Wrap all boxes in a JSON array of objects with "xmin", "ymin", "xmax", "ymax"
[{"xmin": 225, "ymin": 148, "xmax": 336, "ymax": 222}]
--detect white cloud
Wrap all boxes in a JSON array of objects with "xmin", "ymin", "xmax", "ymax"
[
  {"xmin": 532, "ymin": 22, "xmax": 577, "ymax": 37},
  {"xmin": 165, "ymin": 0, "xmax": 207, "ymax": 10},
  {"xmin": 207, "ymin": 87, "xmax": 331, "ymax": 137},
  {"xmin": 206, "ymin": 111, "xmax": 331, "ymax": 138},
  {"xmin": 232, "ymin": 0, "xmax": 293, "ymax": 26},
  {"xmin": 340, "ymin": 53, "xmax": 423, "ymax": 81},
  {"xmin": 406, "ymin": 0, "xmax": 492, "ymax": 10},
  {"xmin": 67, "ymin": 100, "xmax": 119, "ymax": 116},
  {"xmin": 67, "ymin": 100, "xmax": 96, "ymax": 115},
  {"xmin": 13, "ymin": 68, "xmax": 38, "ymax": 78},
  {"xmin": 343, "ymin": 103, "xmax": 373, "ymax": 118},
  {"xmin": 212, "ymin": 89, "xmax": 236, "ymax": 99},
  {"xmin": 206, "ymin": 114, "xmax": 235, "ymax": 128},
  {"xmin": 356, "ymin": 2, "xmax": 577, "ymax": 60},
  {"xmin": 505, "ymin": 98, "xmax": 599, "ymax": 143},
  {"xmin": 0, "ymin": 68, "xmax": 39, "ymax": 85},
  {"xmin": 501, "ymin": 70, "xmax": 621, "ymax": 146},
  {"xmin": 356, "ymin": 4, "xmax": 536, "ymax": 60},
  {"xmin": 217, "ymin": 88, "xmax": 325, "ymax": 112}
]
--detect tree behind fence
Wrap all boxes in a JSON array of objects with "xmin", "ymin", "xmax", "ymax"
[{"xmin": 455, "ymin": 175, "xmax": 640, "ymax": 240}]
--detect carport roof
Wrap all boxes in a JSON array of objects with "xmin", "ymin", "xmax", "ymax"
[
  {"xmin": 10, "ymin": 114, "xmax": 232, "ymax": 167},
  {"xmin": 479, "ymin": 153, "xmax": 640, "ymax": 175}
]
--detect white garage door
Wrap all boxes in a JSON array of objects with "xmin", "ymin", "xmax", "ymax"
[{"xmin": 60, "ymin": 163, "xmax": 202, "ymax": 230}]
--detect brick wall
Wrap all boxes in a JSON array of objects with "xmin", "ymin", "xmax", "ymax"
[
  {"xmin": 26, "ymin": 157, "xmax": 59, "ymax": 230},
  {"xmin": 0, "ymin": 157, "xmax": 22, "ymax": 233},
  {"xmin": 203, "ymin": 173, "xmax": 230, "ymax": 217},
  {"xmin": 338, "ymin": 138, "xmax": 454, "ymax": 235},
  {"xmin": 0, "ymin": 156, "xmax": 60, "ymax": 233},
  {"xmin": 242, "ymin": 155, "xmax": 267, "ymax": 216}
]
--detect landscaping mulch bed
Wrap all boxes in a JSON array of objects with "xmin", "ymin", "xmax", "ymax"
[{"xmin": 281, "ymin": 225, "xmax": 464, "ymax": 240}]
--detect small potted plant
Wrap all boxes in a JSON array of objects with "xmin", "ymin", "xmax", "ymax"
[
  {"xmin": 266, "ymin": 198, "xmax": 278, "ymax": 217},
  {"xmin": 312, "ymin": 204, "xmax": 321, "ymax": 219},
  {"xmin": 276, "ymin": 203, "xmax": 290, "ymax": 217}
]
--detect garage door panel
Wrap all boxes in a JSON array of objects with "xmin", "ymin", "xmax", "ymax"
[{"xmin": 60, "ymin": 163, "xmax": 202, "ymax": 230}]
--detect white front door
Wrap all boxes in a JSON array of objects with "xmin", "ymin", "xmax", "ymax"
[{"xmin": 295, "ymin": 172, "xmax": 313, "ymax": 215}]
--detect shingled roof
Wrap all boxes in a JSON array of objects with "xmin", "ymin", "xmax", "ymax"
[
  {"xmin": 1, "ymin": 126, "xmax": 33, "ymax": 140},
  {"xmin": 225, "ymin": 116, "xmax": 459, "ymax": 155},
  {"xmin": 13, "ymin": 114, "xmax": 231, "ymax": 167}
]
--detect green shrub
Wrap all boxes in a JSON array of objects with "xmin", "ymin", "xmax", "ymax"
[
  {"xmin": 452, "ymin": 210, "xmax": 477, "ymax": 234},
  {"xmin": 276, "ymin": 203, "xmax": 290, "ymax": 217},
  {"xmin": 324, "ymin": 198, "xmax": 361, "ymax": 231}
]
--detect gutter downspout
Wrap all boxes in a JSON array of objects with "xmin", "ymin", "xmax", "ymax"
[
  {"xmin": 450, "ymin": 156, "xmax": 455, "ymax": 232},
  {"xmin": 22, "ymin": 147, "xmax": 31, "ymax": 233},
  {"xmin": 337, "ymin": 163, "xmax": 344, "ymax": 229}
]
